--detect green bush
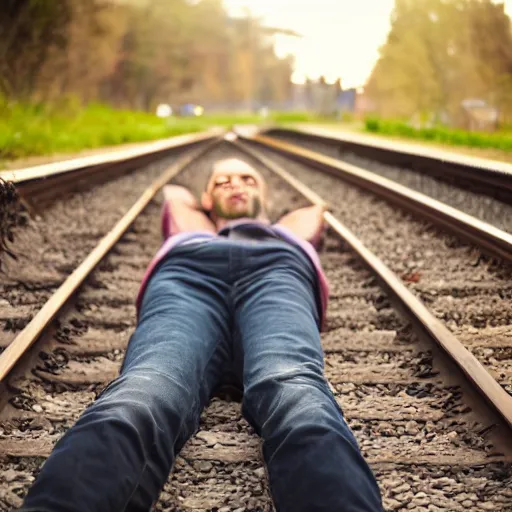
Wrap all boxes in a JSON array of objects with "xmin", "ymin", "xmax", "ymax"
[
  {"xmin": 365, "ymin": 118, "xmax": 380, "ymax": 133},
  {"xmin": 364, "ymin": 118, "xmax": 512, "ymax": 151}
]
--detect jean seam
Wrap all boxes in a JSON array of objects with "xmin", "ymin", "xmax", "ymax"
[{"xmin": 121, "ymin": 461, "xmax": 149, "ymax": 512}]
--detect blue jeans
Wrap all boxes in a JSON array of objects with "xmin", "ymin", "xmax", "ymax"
[{"xmin": 22, "ymin": 239, "xmax": 383, "ymax": 512}]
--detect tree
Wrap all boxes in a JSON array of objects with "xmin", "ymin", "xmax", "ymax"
[
  {"xmin": 365, "ymin": 0, "xmax": 512, "ymax": 124},
  {"xmin": 0, "ymin": 0, "xmax": 72, "ymax": 98},
  {"xmin": 0, "ymin": 0, "xmax": 293, "ymax": 111}
]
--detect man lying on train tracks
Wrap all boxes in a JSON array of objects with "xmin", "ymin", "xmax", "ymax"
[{"xmin": 21, "ymin": 158, "xmax": 383, "ymax": 512}]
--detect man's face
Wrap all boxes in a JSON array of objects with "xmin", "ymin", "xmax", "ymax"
[{"xmin": 204, "ymin": 160, "xmax": 267, "ymax": 220}]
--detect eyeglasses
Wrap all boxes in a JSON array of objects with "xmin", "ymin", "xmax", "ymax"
[{"xmin": 213, "ymin": 174, "xmax": 258, "ymax": 190}]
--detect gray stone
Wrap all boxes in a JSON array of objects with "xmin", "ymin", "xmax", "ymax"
[{"xmin": 254, "ymin": 467, "xmax": 266, "ymax": 479}]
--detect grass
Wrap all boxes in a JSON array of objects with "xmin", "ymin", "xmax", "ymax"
[
  {"xmin": 364, "ymin": 118, "xmax": 512, "ymax": 152},
  {"xmin": 9, "ymin": 99, "xmax": 507, "ymax": 163},
  {"xmin": 0, "ymin": 99, "xmax": 321, "ymax": 163},
  {"xmin": 270, "ymin": 111, "xmax": 321, "ymax": 123},
  {"xmin": 0, "ymin": 102, "xmax": 206, "ymax": 161}
]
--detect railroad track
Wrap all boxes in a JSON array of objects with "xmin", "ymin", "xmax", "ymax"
[
  {"xmin": 260, "ymin": 126, "xmax": 512, "ymax": 234},
  {"xmin": 0, "ymin": 131, "xmax": 219, "ymax": 211},
  {"xmin": 237, "ymin": 132, "xmax": 512, "ymax": 395},
  {"xmin": 0, "ymin": 132, "xmax": 511, "ymax": 511}
]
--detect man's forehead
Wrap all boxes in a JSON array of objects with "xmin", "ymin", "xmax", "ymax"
[
  {"xmin": 207, "ymin": 159, "xmax": 266, "ymax": 192},
  {"xmin": 212, "ymin": 159, "xmax": 260, "ymax": 178}
]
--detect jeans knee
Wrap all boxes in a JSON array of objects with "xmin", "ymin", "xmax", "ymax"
[
  {"xmin": 87, "ymin": 371, "xmax": 196, "ymax": 437},
  {"xmin": 83, "ymin": 379, "xmax": 154, "ymax": 433},
  {"xmin": 244, "ymin": 367, "xmax": 343, "ymax": 433}
]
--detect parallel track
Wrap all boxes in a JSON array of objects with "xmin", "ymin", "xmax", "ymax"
[
  {"xmin": 0, "ymin": 131, "xmax": 219, "ymax": 209},
  {"xmin": 242, "ymin": 133, "xmax": 512, "ymax": 264},
  {"xmin": 0, "ymin": 136, "xmax": 511, "ymax": 511},
  {"xmin": 239, "ymin": 133, "xmax": 512, "ymax": 411},
  {"xmin": 262, "ymin": 126, "xmax": 512, "ymax": 202}
]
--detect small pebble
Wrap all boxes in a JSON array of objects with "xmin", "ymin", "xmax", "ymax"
[
  {"xmin": 194, "ymin": 461, "xmax": 213, "ymax": 472},
  {"xmin": 393, "ymin": 483, "xmax": 411, "ymax": 494},
  {"xmin": 254, "ymin": 467, "xmax": 266, "ymax": 479}
]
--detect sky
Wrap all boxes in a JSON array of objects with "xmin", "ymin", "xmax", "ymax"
[{"xmin": 224, "ymin": 0, "xmax": 512, "ymax": 89}]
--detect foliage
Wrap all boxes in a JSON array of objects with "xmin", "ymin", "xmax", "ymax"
[
  {"xmin": 364, "ymin": 117, "xmax": 512, "ymax": 151},
  {"xmin": 365, "ymin": 0, "xmax": 512, "ymax": 125},
  {"xmin": 0, "ymin": 0, "xmax": 73, "ymax": 98},
  {"xmin": 0, "ymin": 0, "xmax": 294, "ymax": 111}
]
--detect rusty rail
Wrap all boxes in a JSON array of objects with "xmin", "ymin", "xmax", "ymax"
[
  {"xmin": 1, "ymin": 131, "xmax": 221, "ymax": 207},
  {"xmin": 262, "ymin": 126, "xmax": 512, "ymax": 200},
  {"xmin": 0, "ymin": 139, "xmax": 220, "ymax": 382},
  {"xmin": 241, "ymin": 133, "xmax": 512, "ymax": 264},
  {"xmin": 233, "ymin": 137, "xmax": 512, "ymax": 435}
]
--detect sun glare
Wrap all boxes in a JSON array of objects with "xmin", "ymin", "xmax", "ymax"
[{"xmin": 224, "ymin": 0, "xmax": 512, "ymax": 88}]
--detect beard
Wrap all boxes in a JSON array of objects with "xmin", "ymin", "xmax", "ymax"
[{"xmin": 213, "ymin": 195, "xmax": 263, "ymax": 220}]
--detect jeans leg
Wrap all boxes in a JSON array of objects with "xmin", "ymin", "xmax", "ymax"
[
  {"xmin": 234, "ymin": 246, "xmax": 383, "ymax": 512},
  {"xmin": 21, "ymin": 254, "xmax": 232, "ymax": 512}
]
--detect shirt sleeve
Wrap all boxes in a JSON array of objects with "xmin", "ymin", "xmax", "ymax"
[{"xmin": 161, "ymin": 200, "xmax": 175, "ymax": 239}]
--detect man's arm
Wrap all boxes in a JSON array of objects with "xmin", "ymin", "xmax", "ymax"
[
  {"xmin": 162, "ymin": 185, "xmax": 216, "ymax": 236},
  {"xmin": 276, "ymin": 204, "xmax": 327, "ymax": 246}
]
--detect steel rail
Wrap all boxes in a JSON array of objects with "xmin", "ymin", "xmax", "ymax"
[
  {"xmin": 0, "ymin": 138, "xmax": 221, "ymax": 382},
  {"xmin": 0, "ymin": 130, "xmax": 221, "ymax": 185},
  {"xmin": 241, "ymin": 134, "xmax": 512, "ymax": 264},
  {"xmin": 233, "ymin": 138, "xmax": 512, "ymax": 433},
  {"xmin": 262, "ymin": 126, "xmax": 512, "ymax": 197}
]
